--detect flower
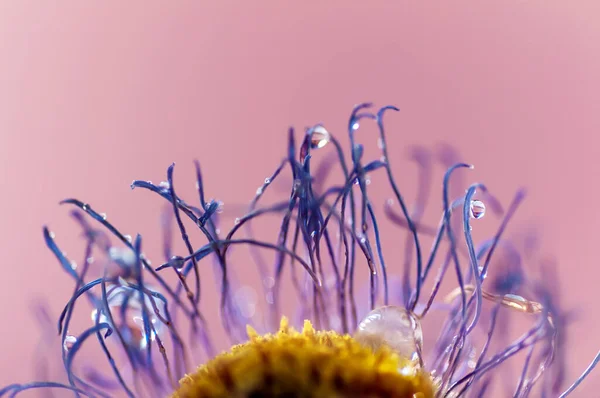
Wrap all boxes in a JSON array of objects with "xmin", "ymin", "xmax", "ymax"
[
  {"xmin": 2, "ymin": 103, "xmax": 598, "ymax": 398},
  {"xmin": 173, "ymin": 317, "xmax": 433, "ymax": 398}
]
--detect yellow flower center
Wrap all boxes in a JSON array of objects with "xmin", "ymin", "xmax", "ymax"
[{"xmin": 172, "ymin": 317, "xmax": 434, "ymax": 398}]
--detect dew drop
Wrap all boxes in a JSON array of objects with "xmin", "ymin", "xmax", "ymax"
[
  {"xmin": 86, "ymin": 256, "xmax": 94, "ymax": 264},
  {"xmin": 130, "ymin": 180, "xmax": 136, "ymax": 190},
  {"xmin": 63, "ymin": 335, "xmax": 77, "ymax": 352},
  {"xmin": 100, "ymin": 213, "xmax": 107, "ymax": 221},
  {"xmin": 49, "ymin": 231, "xmax": 56, "ymax": 239},
  {"xmin": 124, "ymin": 234, "xmax": 133, "ymax": 243},
  {"xmin": 352, "ymin": 122, "xmax": 360, "ymax": 130},
  {"xmin": 256, "ymin": 187, "xmax": 263, "ymax": 195},
  {"xmin": 234, "ymin": 218, "xmax": 240, "ymax": 225},
  {"xmin": 264, "ymin": 177, "xmax": 271, "ymax": 184},
  {"xmin": 159, "ymin": 181, "xmax": 170, "ymax": 189},
  {"xmin": 469, "ymin": 200, "xmax": 486, "ymax": 220},
  {"xmin": 310, "ymin": 126, "xmax": 330, "ymax": 149},
  {"xmin": 377, "ymin": 137, "xmax": 385, "ymax": 150},
  {"xmin": 82, "ymin": 203, "xmax": 88, "ymax": 211},
  {"xmin": 169, "ymin": 255, "xmax": 186, "ymax": 269},
  {"xmin": 70, "ymin": 260, "xmax": 78, "ymax": 270},
  {"xmin": 103, "ymin": 284, "xmax": 166, "ymax": 350},
  {"xmin": 354, "ymin": 306, "xmax": 423, "ymax": 364},
  {"xmin": 146, "ymin": 181, "xmax": 153, "ymax": 185}
]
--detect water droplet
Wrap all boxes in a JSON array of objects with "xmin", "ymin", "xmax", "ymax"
[
  {"xmin": 354, "ymin": 306, "xmax": 423, "ymax": 364},
  {"xmin": 82, "ymin": 203, "xmax": 88, "ymax": 211},
  {"xmin": 310, "ymin": 126, "xmax": 330, "ymax": 149},
  {"xmin": 124, "ymin": 235, "xmax": 132, "ymax": 243},
  {"xmin": 352, "ymin": 122, "xmax": 360, "ymax": 130},
  {"xmin": 195, "ymin": 182, "xmax": 200, "ymax": 189},
  {"xmin": 469, "ymin": 200, "xmax": 486, "ymax": 220},
  {"xmin": 130, "ymin": 180, "xmax": 136, "ymax": 189},
  {"xmin": 146, "ymin": 181, "xmax": 153, "ymax": 185},
  {"xmin": 70, "ymin": 260, "xmax": 78, "ymax": 270},
  {"xmin": 169, "ymin": 255, "xmax": 186, "ymax": 269},
  {"xmin": 49, "ymin": 231, "xmax": 56, "ymax": 239},
  {"xmin": 234, "ymin": 218, "xmax": 240, "ymax": 225},
  {"xmin": 86, "ymin": 256, "xmax": 94, "ymax": 264},
  {"xmin": 377, "ymin": 137, "xmax": 385, "ymax": 149},
  {"xmin": 101, "ymin": 284, "xmax": 166, "ymax": 349},
  {"xmin": 256, "ymin": 187, "xmax": 263, "ymax": 195},
  {"xmin": 63, "ymin": 335, "xmax": 77, "ymax": 352},
  {"xmin": 215, "ymin": 228, "xmax": 221, "ymax": 235},
  {"xmin": 264, "ymin": 177, "xmax": 271, "ymax": 184},
  {"xmin": 159, "ymin": 181, "xmax": 170, "ymax": 189},
  {"xmin": 100, "ymin": 213, "xmax": 107, "ymax": 221}
]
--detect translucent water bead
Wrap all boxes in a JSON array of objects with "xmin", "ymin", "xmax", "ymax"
[
  {"xmin": 310, "ymin": 126, "xmax": 330, "ymax": 149},
  {"xmin": 354, "ymin": 306, "xmax": 423, "ymax": 364},
  {"xmin": 469, "ymin": 199, "xmax": 486, "ymax": 220},
  {"xmin": 91, "ymin": 283, "xmax": 166, "ymax": 350}
]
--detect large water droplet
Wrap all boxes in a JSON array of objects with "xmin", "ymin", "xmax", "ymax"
[
  {"xmin": 97, "ymin": 284, "xmax": 166, "ymax": 350},
  {"xmin": 469, "ymin": 200, "xmax": 486, "ymax": 220},
  {"xmin": 100, "ymin": 213, "xmax": 107, "ymax": 221},
  {"xmin": 354, "ymin": 306, "xmax": 423, "ymax": 364},
  {"xmin": 310, "ymin": 126, "xmax": 330, "ymax": 149}
]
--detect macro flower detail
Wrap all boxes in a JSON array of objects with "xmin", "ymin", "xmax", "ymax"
[
  {"xmin": 2, "ymin": 103, "xmax": 598, "ymax": 397},
  {"xmin": 173, "ymin": 317, "xmax": 433, "ymax": 398}
]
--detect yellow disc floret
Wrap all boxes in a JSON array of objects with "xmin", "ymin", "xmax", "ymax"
[{"xmin": 172, "ymin": 317, "xmax": 434, "ymax": 398}]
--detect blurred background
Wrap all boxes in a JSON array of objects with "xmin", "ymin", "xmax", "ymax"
[{"xmin": 0, "ymin": 1, "xmax": 599, "ymax": 395}]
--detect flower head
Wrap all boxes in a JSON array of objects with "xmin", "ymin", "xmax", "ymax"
[{"xmin": 2, "ymin": 103, "xmax": 598, "ymax": 397}]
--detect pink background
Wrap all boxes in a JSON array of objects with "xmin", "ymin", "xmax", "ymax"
[{"xmin": 1, "ymin": 1, "xmax": 599, "ymax": 395}]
